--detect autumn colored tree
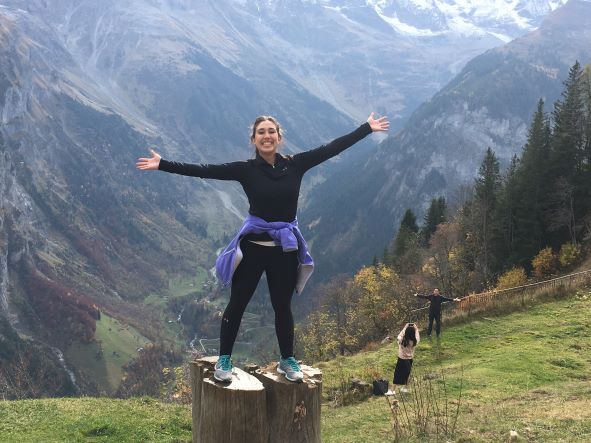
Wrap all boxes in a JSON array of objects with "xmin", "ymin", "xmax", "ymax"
[
  {"xmin": 496, "ymin": 267, "xmax": 527, "ymax": 290},
  {"xmin": 531, "ymin": 247, "xmax": 558, "ymax": 278}
]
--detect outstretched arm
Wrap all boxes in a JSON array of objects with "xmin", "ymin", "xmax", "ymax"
[
  {"xmin": 294, "ymin": 113, "xmax": 389, "ymax": 171},
  {"xmin": 440, "ymin": 295, "xmax": 461, "ymax": 303},
  {"xmin": 136, "ymin": 149, "xmax": 245, "ymax": 181},
  {"xmin": 415, "ymin": 293, "xmax": 431, "ymax": 300}
]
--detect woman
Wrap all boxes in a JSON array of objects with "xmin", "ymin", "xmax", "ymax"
[
  {"xmin": 136, "ymin": 113, "xmax": 389, "ymax": 382},
  {"xmin": 393, "ymin": 323, "xmax": 420, "ymax": 392}
]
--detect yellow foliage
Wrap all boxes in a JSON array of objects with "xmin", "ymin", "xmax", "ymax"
[
  {"xmin": 496, "ymin": 267, "xmax": 527, "ymax": 290},
  {"xmin": 532, "ymin": 247, "xmax": 558, "ymax": 278},
  {"xmin": 558, "ymin": 243, "xmax": 581, "ymax": 268}
]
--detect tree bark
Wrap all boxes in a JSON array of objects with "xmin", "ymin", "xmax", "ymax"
[
  {"xmin": 191, "ymin": 357, "xmax": 322, "ymax": 443},
  {"xmin": 249, "ymin": 362, "xmax": 323, "ymax": 443},
  {"xmin": 191, "ymin": 357, "xmax": 268, "ymax": 443}
]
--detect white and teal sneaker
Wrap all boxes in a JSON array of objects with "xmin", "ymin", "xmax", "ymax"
[
  {"xmin": 214, "ymin": 355, "xmax": 233, "ymax": 382},
  {"xmin": 277, "ymin": 357, "xmax": 304, "ymax": 382}
]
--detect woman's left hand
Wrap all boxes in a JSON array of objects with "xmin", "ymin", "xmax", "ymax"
[{"xmin": 367, "ymin": 112, "xmax": 389, "ymax": 132}]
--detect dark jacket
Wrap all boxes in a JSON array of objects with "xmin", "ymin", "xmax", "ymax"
[{"xmin": 417, "ymin": 293, "xmax": 454, "ymax": 315}]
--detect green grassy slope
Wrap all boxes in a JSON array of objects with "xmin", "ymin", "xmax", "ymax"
[
  {"xmin": 65, "ymin": 314, "xmax": 150, "ymax": 394},
  {"xmin": 0, "ymin": 397, "xmax": 191, "ymax": 443},
  {"xmin": 321, "ymin": 289, "xmax": 591, "ymax": 442},
  {"xmin": 2, "ymin": 289, "xmax": 590, "ymax": 442}
]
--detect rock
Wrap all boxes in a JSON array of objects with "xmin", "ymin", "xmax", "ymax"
[{"xmin": 509, "ymin": 430, "xmax": 519, "ymax": 441}]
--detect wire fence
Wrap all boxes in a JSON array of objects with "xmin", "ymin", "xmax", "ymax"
[{"xmin": 409, "ymin": 269, "xmax": 591, "ymax": 328}]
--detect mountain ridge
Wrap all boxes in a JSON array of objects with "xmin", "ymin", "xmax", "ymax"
[{"xmin": 303, "ymin": 0, "xmax": 591, "ymax": 280}]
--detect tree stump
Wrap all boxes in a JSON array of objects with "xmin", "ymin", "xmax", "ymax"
[
  {"xmin": 191, "ymin": 357, "xmax": 268, "ymax": 443},
  {"xmin": 191, "ymin": 357, "xmax": 322, "ymax": 443},
  {"xmin": 248, "ymin": 362, "xmax": 322, "ymax": 443}
]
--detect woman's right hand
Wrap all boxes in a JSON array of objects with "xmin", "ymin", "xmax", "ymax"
[{"xmin": 136, "ymin": 149, "xmax": 161, "ymax": 170}]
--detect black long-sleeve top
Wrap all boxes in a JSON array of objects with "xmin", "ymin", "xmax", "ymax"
[
  {"xmin": 417, "ymin": 293, "xmax": 454, "ymax": 315},
  {"xmin": 159, "ymin": 123, "xmax": 372, "ymax": 239}
]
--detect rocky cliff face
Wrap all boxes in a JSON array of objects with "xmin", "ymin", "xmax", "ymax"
[{"xmin": 0, "ymin": 6, "xmax": 216, "ymax": 395}]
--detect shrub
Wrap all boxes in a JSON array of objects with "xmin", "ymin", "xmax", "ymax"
[
  {"xmin": 496, "ymin": 267, "xmax": 528, "ymax": 290},
  {"xmin": 558, "ymin": 243, "xmax": 581, "ymax": 268},
  {"xmin": 531, "ymin": 247, "xmax": 558, "ymax": 278}
]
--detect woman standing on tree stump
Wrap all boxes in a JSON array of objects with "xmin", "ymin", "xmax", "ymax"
[{"xmin": 137, "ymin": 113, "xmax": 389, "ymax": 382}]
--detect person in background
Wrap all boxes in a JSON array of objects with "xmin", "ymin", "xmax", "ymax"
[
  {"xmin": 137, "ymin": 113, "xmax": 389, "ymax": 383},
  {"xmin": 393, "ymin": 322, "xmax": 420, "ymax": 393},
  {"xmin": 415, "ymin": 288, "xmax": 460, "ymax": 337}
]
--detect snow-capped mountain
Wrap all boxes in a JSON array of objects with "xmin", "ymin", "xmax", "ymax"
[
  {"xmin": 368, "ymin": 0, "xmax": 566, "ymax": 40},
  {"xmin": 260, "ymin": 0, "xmax": 567, "ymax": 41}
]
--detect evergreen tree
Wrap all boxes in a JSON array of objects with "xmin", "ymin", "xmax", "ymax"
[
  {"xmin": 550, "ymin": 61, "xmax": 585, "ymax": 178},
  {"xmin": 422, "ymin": 196, "xmax": 447, "ymax": 246},
  {"xmin": 391, "ymin": 209, "xmax": 420, "ymax": 273},
  {"xmin": 472, "ymin": 147, "xmax": 502, "ymax": 282},
  {"xmin": 546, "ymin": 61, "xmax": 586, "ymax": 245},
  {"xmin": 401, "ymin": 208, "xmax": 419, "ymax": 232},
  {"xmin": 382, "ymin": 245, "xmax": 391, "ymax": 267},
  {"xmin": 583, "ymin": 66, "xmax": 591, "ymax": 168},
  {"xmin": 579, "ymin": 65, "xmax": 591, "ymax": 236},
  {"xmin": 497, "ymin": 154, "xmax": 520, "ymax": 266},
  {"xmin": 511, "ymin": 99, "xmax": 552, "ymax": 266}
]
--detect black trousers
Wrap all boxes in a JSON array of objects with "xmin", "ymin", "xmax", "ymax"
[
  {"xmin": 219, "ymin": 240, "xmax": 299, "ymax": 359},
  {"xmin": 427, "ymin": 311, "xmax": 442, "ymax": 336}
]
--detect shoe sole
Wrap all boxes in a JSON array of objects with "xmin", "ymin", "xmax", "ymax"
[
  {"xmin": 214, "ymin": 371, "xmax": 233, "ymax": 383},
  {"xmin": 277, "ymin": 366, "xmax": 303, "ymax": 382}
]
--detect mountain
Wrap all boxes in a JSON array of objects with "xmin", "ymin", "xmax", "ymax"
[
  {"xmin": 0, "ymin": 0, "xmax": 571, "ymax": 396},
  {"xmin": 0, "ymin": 0, "xmax": 364, "ymax": 395},
  {"xmin": 303, "ymin": 0, "xmax": 591, "ymax": 279},
  {"xmin": 0, "ymin": 6, "xmax": 219, "ymax": 395}
]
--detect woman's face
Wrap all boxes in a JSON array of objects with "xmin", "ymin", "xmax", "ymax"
[{"xmin": 252, "ymin": 120, "xmax": 281, "ymax": 156}]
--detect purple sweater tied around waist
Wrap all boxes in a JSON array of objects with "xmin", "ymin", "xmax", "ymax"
[{"xmin": 215, "ymin": 215, "xmax": 314, "ymax": 294}]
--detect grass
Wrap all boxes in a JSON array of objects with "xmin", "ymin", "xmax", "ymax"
[
  {"xmin": 320, "ymin": 288, "xmax": 591, "ymax": 442},
  {"xmin": 0, "ymin": 397, "xmax": 191, "ymax": 443},
  {"xmin": 3, "ymin": 289, "xmax": 590, "ymax": 442},
  {"xmin": 143, "ymin": 270, "xmax": 210, "ymax": 311},
  {"xmin": 65, "ymin": 314, "xmax": 150, "ymax": 394}
]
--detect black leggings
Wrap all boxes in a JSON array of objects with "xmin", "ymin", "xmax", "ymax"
[{"xmin": 219, "ymin": 240, "xmax": 299, "ymax": 359}]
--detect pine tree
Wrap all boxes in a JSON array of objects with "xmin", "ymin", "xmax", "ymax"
[
  {"xmin": 391, "ymin": 209, "xmax": 420, "ymax": 273},
  {"xmin": 578, "ymin": 65, "xmax": 591, "ymax": 236},
  {"xmin": 422, "ymin": 196, "xmax": 447, "ymax": 246},
  {"xmin": 583, "ymin": 66, "xmax": 591, "ymax": 168},
  {"xmin": 497, "ymin": 154, "xmax": 520, "ymax": 266},
  {"xmin": 472, "ymin": 147, "xmax": 502, "ymax": 282},
  {"xmin": 550, "ymin": 61, "xmax": 585, "ymax": 178},
  {"xmin": 511, "ymin": 99, "xmax": 551, "ymax": 266},
  {"xmin": 400, "ymin": 208, "xmax": 419, "ymax": 232},
  {"xmin": 546, "ymin": 61, "xmax": 586, "ymax": 245}
]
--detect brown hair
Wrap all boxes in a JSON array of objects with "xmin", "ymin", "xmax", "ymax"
[{"xmin": 250, "ymin": 115, "xmax": 283, "ymax": 142}]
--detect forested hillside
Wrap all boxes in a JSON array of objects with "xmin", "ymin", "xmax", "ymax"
[{"xmin": 298, "ymin": 61, "xmax": 591, "ymax": 360}]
